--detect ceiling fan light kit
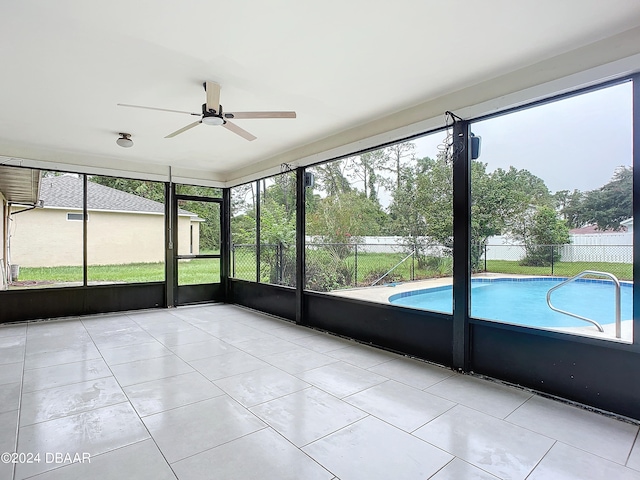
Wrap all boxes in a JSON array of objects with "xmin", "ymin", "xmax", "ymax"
[
  {"xmin": 116, "ymin": 133, "xmax": 133, "ymax": 148},
  {"xmin": 202, "ymin": 116, "xmax": 225, "ymax": 126},
  {"xmin": 118, "ymin": 81, "xmax": 296, "ymax": 141}
]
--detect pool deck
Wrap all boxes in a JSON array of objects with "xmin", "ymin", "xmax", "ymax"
[{"xmin": 327, "ymin": 273, "xmax": 633, "ymax": 343}]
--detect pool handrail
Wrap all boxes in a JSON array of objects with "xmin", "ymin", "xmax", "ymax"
[{"xmin": 546, "ymin": 270, "xmax": 620, "ymax": 338}]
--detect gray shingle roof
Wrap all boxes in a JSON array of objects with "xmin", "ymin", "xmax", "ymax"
[{"xmin": 38, "ymin": 175, "xmax": 195, "ymax": 216}]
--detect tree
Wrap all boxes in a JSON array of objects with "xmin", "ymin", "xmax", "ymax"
[
  {"xmin": 581, "ymin": 166, "xmax": 632, "ymax": 231},
  {"xmin": 90, "ymin": 176, "xmax": 165, "ymax": 203},
  {"xmin": 380, "ymin": 142, "xmax": 416, "ymax": 191},
  {"xmin": 231, "ymin": 183, "xmax": 255, "ymax": 217},
  {"xmin": 554, "ymin": 189, "xmax": 585, "ymax": 229},
  {"xmin": 231, "ymin": 214, "xmax": 256, "ymax": 244},
  {"xmin": 313, "ymin": 162, "xmax": 352, "ymax": 196},
  {"xmin": 387, "ymin": 154, "xmax": 455, "ymax": 267},
  {"xmin": 471, "ymin": 164, "xmax": 531, "ymax": 244},
  {"xmin": 389, "ymin": 156, "xmax": 551, "ymax": 270},
  {"xmin": 347, "ymin": 150, "xmax": 386, "ymax": 202},
  {"xmin": 264, "ymin": 172, "xmax": 296, "ymax": 217},
  {"xmin": 259, "ymin": 197, "xmax": 296, "ymax": 285},
  {"xmin": 307, "ymin": 191, "xmax": 387, "ymax": 259},
  {"xmin": 511, "ymin": 206, "xmax": 570, "ymax": 266}
]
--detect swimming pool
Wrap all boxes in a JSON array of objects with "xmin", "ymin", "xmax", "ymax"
[{"xmin": 388, "ymin": 278, "xmax": 633, "ymax": 329}]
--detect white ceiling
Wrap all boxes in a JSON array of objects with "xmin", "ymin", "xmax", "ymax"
[{"xmin": 1, "ymin": 1, "xmax": 640, "ymax": 186}]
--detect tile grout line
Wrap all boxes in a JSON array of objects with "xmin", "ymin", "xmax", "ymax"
[
  {"xmin": 523, "ymin": 440, "xmax": 557, "ymax": 480},
  {"xmin": 93, "ymin": 314, "xmax": 181, "ymax": 480},
  {"xmin": 501, "ymin": 411, "xmax": 636, "ymax": 468},
  {"xmin": 9, "ymin": 326, "xmax": 28, "ymax": 480},
  {"xmin": 425, "ymin": 457, "xmax": 456, "ymax": 479},
  {"xmin": 166, "ymin": 425, "xmax": 270, "ymax": 467},
  {"xmin": 408, "ymin": 403, "xmax": 458, "ymax": 435},
  {"xmin": 625, "ymin": 425, "xmax": 640, "ymax": 467},
  {"xmin": 264, "ymin": 423, "xmax": 340, "ymax": 479}
]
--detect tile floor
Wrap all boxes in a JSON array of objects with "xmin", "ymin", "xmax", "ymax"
[{"xmin": 0, "ymin": 304, "xmax": 639, "ymax": 480}]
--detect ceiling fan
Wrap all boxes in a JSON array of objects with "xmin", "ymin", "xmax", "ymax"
[{"xmin": 118, "ymin": 81, "xmax": 296, "ymax": 141}]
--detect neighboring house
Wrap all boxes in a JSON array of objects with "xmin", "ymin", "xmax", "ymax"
[
  {"xmin": 569, "ymin": 224, "xmax": 628, "ymax": 235},
  {"xmin": 8, "ymin": 175, "xmax": 202, "ymax": 268},
  {"xmin": 620, "ymin": 217, "xmax": 633, "ymax": 234},
  {"xmin": 562, "ymin": 220, "xmax": 632, "ymax": 263},
  {"xmin": 567, "ymin": 221, "xmax": 632, "ymax": 246}
]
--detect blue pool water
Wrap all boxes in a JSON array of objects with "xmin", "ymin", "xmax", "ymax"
[{"xmin": 389, "ymin": 278, "xmax": 633, "ymax": 329}]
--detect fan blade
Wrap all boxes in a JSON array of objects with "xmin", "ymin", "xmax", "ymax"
[
  {"xmin": 205, "ymin": 81, "xmax": 221, "ymax": 114},
  {"xmin": 223, "ymin": 120, "xmax": 257, "ymax": 141},
  {"xmin": 224, "ymin": 111, "xmax": 296, "ymax": 119},
  {"xmin": 165, "ymin": 121, "xmax": 201, "ymax": 138},
  {"xmin": 118, "ymin": 103, "xmax": 200, "ymax": 116}
]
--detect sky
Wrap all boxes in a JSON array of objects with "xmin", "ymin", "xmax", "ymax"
[
  {"xmin": 241, "ymin": 81, "xmax": 633, "ymax": 211},
  {"xmin": 413, "ymin": 80, "xmax": 633, "ymax": 194}
]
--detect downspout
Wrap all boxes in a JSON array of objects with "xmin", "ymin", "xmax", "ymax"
[{"xmin": 6, "ymin": 201, "xmax": 42, "ymax": 285}]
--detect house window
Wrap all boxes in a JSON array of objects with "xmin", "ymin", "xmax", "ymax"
[{"xmin": 66, "ymin": 212, "xmax": 87, "ymax": 221}]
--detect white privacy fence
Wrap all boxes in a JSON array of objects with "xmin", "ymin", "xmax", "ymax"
[
  {"xmin": 304, "ymin": 235, "xmax": 633, "ymax": 263},
  {"xmin": 306, "ymin": 236, "xmax": 412, "ymax": 253},
  {"xmin": 485, "ymin": 234, "xmax": 632, "ymax": 263}
]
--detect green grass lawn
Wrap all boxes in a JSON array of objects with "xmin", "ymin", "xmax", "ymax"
[
  {"xmin": 485, "ymin": 260, "xmax": 633, "ymax": 281},
  {"xmin": 178, "ymin": 258, "xmax": 221, "ymax": 285},
  {"xmin": 18, "ymin": 260, "xmax": 222, "ymax": 286},
  {"xmin": 19, "ymin": 263, "xmax": 167, "ymax": 284},
  {"xmin": 15, "ymin": 254, "xmax": 633, "ymax": 289},
  {"xmin": 342, "ymin": 252, "xmax": 450, "ymax": 285}
]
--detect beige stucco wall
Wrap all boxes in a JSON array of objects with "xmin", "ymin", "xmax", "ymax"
[
  {"xmin": 10, "ymin": 207, "xmax": 198, "ymax": 267},
  {"xmin": 177, "ymin": 215, "xmax": 191, "ymax": 256},
  {"xmin": 10, "ymin": 208, "xmax": 83, "ymax": 267},
  {"xmin": 87, "ymin": 210, "xmax": 165, "ymax": 265}
]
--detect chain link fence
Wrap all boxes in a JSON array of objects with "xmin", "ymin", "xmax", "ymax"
[
  {"xmin": 232, "ymin": 242, "xmax": 633, "ymax": 291},
  {"xmin": 308, "ymin": 242, "xmax": 456, "ymax": 291},
  {"xmin": 480, "ymin": 244, "xmax": 632, "ymax": 280},
  {"xmin": 233, "ymin": 242, "xmax": 453, "ymax": 292},
  {"xmin": 231, "ymin": 243, "xmax": 296, "ymax": 287},
  {"xmin": 231, "ymin": 244, "xmax": 257, "ymax": 282}
]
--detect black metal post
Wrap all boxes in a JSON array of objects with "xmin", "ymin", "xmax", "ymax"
[
  {"xmin": 221, "ymin": 188, "xmax": 231, "ymax": 301},
  {"xmin": 82, "ymin": 175, "xmax": 88, "ymax": 287},
  {"xmin": 551, "ymin": 245, "xmax": 555, "ymax": 276},
  {"xmin": 278, "ymin": 242, "xmax": 284, "ymax": 284},
  {"xmin": 354, "ymin": 244, "xmax": 358, "ymax": 287},
  {"xmin": 296, "ymin": 168, "xmax": 306, "ymax": 325},
  {"xmin": 452, "ymin": 119, "xmax": 471, "ymax": 371},
  {"xmin": 632, "ymin": 74, "xmax": 639, "ymax": 346},
  {"xmin": 164, "ymin": 182, "xmax": 175, "ymax": 307},
  {"xmin": 412, "ymin": 248, "xmax": 415, "ymax": 281},
  {"xmin": 255, "ymin": 181, "xmax": 261, "ymax": 283},
  {"xmin": 484, "ymin": 244, "xmax": 487, "ymax": 272},
  {"xmin": 232, "ymin": 245, "xmax": 236, "ymax": 278}
]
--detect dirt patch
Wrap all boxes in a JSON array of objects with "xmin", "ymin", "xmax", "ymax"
[{"xmin": 10, "ymin": 280, "xmax": 55, "ymax": 287}]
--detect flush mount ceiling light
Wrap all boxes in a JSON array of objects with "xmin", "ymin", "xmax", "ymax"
[
  {"xmin": 201, "ymin": 115, "xmax": 225, "ymax": 126},
  {"xmin": 116, "ymin": 133, "xmax": 133, "ymax": 148}
]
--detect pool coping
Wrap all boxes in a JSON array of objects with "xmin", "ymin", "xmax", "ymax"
[{"xmin": 326, "ymin": 273, "xmax": 633, "ymax": 343}]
